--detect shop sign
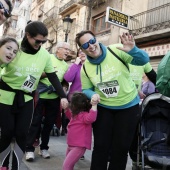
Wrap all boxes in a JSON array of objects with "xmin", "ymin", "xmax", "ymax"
[
  {"xmin": 105, "ymin": 7, "xmax": 129, "ymax": 29},
  {"xmin": 142, "ymin": 44, "xmax": 170, "ymax": 57}
]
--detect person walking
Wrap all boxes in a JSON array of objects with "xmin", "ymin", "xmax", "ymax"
[
  {"xmin": 25, "ymin": 42, "xmax": 70, "ymax": 161},
  {"xmin": 128, "ymin": 62, "xmax": 157, "ymax": 168},
  {"xmin": 0, "ymin": 21, "xmax": 68, "ymax": 170},
  {"xmin": 62, "ymin": 92, "xmax": 98, "ymax": 170},
  {"xmin": 75, "ymin": 30, "xmax": 149, "ymax": 170}
]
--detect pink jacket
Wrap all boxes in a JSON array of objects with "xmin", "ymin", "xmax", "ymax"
[{"xmin": 65, "ymin": 109, "xmax": 97, "ymax": 150}]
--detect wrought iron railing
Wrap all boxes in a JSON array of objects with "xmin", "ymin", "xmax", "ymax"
[
  {"xmin": 59, "ymin": 0, "xmax": 88, "ymax": 14},
  {"xmin": 129, "ymin": 3, "xmax": 170, "ymax": 36},
  {"xmin": 43, "ymin": 6, "xmax": 58, "ymax": 27},
  {"xmin": 37, "ymin": 0, "xmax": 44, "ymax": 4}
]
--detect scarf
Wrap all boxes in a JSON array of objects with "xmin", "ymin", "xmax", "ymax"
[
  {"xmin": 21, "ymin": 36, "xmax": 41, "ymax": 55},
  {"xmin": 86, "ymin": 43, "xmax": 107, "ymax": 65},
  {"xmin": 86, "ymin": 43, "xmax": 107, "ymax": 82}
]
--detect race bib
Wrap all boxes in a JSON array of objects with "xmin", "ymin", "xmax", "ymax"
[
  {"xmin": 97, "ymin": 80, "xmax": 120, "ymax": 98},
  {"xmin": 21, "ymin": 75, "xmax": 36, "ymax": 92}
]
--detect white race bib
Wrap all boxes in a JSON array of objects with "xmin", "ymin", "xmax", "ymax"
[
  {"xmin": 21, "ymin": 75, "xmax": 36, "ymax": 92},
  {"xmin": 97, "ymin": 80, "xmax": 120, "ymax": 98}
]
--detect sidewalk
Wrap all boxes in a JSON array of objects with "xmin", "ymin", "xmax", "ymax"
[
  {"xmin": 22, "ymin": 136, "xmax": 92, "ymax": 170},
  {"xmin": 20, "ymin": 135, "xmax": 132, "ymax": 170}
]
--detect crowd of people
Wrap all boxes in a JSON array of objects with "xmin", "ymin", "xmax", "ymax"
[{"xmin": 0, "ymin": 1, "xmax": 160, "ymax": 170}]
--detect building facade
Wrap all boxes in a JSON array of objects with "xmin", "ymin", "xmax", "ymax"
[
  {"xmin": 1, "ymin": 0, "xmax": 32, "ymax": 40},
  {"xmin": 2, "ymin": 0, "xmax": 170, "ymax": 69},
  {"xmin": 129, "ymin": 0, "xmax": 170, "ymax": 70}
]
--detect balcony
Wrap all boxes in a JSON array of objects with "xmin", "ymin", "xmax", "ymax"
[
  {"xmin": 37, "ymin": 0, "xmax": 44, "ymax": 4},
  {"xmin": 43, "ymin": 6, "xmax": 58, "ymax": 28},
  {"xmin": 129, "ymin": 3, "xmax": 170, "ymax": 41},
  {"xmin": 92, "ymin": 0, "xmax": 106, "ymax": 8},
  {"xmin": 59, "ymin": 0, "xmax": 88, "ymax": 16}
]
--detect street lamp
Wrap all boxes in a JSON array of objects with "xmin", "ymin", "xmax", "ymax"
[{"xmin": 63, "ymin": 15, "xmax": 73, "ymax": 42}]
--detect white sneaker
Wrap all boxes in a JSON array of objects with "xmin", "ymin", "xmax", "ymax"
[
  {"xmin": 39, "ymin": 149, "xmax": 50, "ymax": 159},
  {"xmin": 25, "ymin": 152, "xmax": 35, "ymax": 161}
]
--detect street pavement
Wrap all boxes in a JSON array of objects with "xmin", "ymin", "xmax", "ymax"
[{"xmin": 19, "ymin": 135, "xmax": 132, "ymax": 170}]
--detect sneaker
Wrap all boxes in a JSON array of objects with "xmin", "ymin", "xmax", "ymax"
[
  {"xmin": 80, "ymin": 155, "xmax": 85, "ymax": 160},
  {"xmin": 39, "ymin": 149, "xmax": 50, "ymax": 159},
  {"xmin": 25, "ymin": 152, "xmax": 35, "ymax": 161},
  {"xmin": 33, "ymin": 139, "xmax": 40, "ymax": 147}
]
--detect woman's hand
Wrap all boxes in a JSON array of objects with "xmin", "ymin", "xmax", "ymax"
[
  {"xmin": 75, "ymin": 57, "xmax": 81, "ymax": 65},
  {"xmin": 117, "ymin": 32, "xmax": 135, "ymax": 52}
]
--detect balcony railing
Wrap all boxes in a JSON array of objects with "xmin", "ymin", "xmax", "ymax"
[
  {"xmin": 43, "ymin": 6, "xmax": 58, "ymax": 27},
  {"xmin": 37, "ymin": 0, "xmax": 44, "ymax": 4},
  {"xmin": 129, "ymin": 3, "xmax": 170, "ymax": 36},
  {"xmin": 59, "ymin": 0, "xmax": 88, "ymax": 15}
]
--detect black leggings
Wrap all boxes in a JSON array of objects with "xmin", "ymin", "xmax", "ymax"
[
  {"xmin": 26, "ymin": 97, "xmax": 61, "ymax": 151},
  {"xmin": 90, "ymin": 104, "xmax": 140, "ymax": 170},
  {"xmin": 0, "ymin": 100, "xmax": 34, "ymax": 170}
]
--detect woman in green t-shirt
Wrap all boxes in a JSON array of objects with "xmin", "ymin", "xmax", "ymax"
[
  {"xmin": 0, "ymin": 21, "xmax": 68, "ymax": 170},
  {"xmin": 75, "ymin": 30, "xmax": 149, "ymax": 170}
]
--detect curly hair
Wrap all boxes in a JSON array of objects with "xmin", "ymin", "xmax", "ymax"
[{"xmin": 70, "ymin": 92, "xmax": 92, "ymax": 116}]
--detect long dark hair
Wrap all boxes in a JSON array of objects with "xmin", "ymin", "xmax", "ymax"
[
  {"xmin": 25, "ymin": 21, "xmax": 48, "ymax": 37},
  {"xmin": 70, "ymin": 92, "xmax": 92, "ymax": 116}
]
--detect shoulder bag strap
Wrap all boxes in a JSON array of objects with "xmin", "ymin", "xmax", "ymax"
[
  {"xmin": 107, "ymin": 47, "xmax": 129, "ymax": 71},
  {"xmin": 83, "ymin": 64, "xmax": 89, "ymax": 78}
]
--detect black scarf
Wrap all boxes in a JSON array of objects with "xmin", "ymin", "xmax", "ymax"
[{"xmin": 21, "ymin": 36, "xmax": 41, "ymax": 55}]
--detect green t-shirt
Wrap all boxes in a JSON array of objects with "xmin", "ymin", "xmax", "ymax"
[
  {"xmin": 0, "ymin": 47, "xmax": 54, "ymax": 105},
  {"xmin": 129, "ymin": 62, "xmax": 152, "ymax": 90},
  {"xmin": 0, "ymin": 64, "xmax": 6, "ymax": 77},
  {"xmin": 81, "ymin": 44, "xmax": 138, "ymax": 106},
  {"xmin": 40, "ymin": 54, "xmax": 68, "ymax": 99}
]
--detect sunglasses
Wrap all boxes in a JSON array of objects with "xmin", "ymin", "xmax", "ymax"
[
  {"xmin": 32, "ymin": 37, "xmax": 47, "ymax": 44},
  {"xmin": 81, "ymin": 38, "xmax": 96, "ymax": 50},
  {"xmin": 0, "ymin": 2, "xmax": 10, "ymax": 18}
]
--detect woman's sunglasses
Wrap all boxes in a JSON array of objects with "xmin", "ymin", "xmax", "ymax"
[
  {"xmin": 33, "ymin": 37, "xmax": 47, "ymax": 44},
  {"xmin": 81, "ymin": 38, "xmax": 96, "ymax": 50},
  {"xmin": 0, "ymin": 2, "xmax": 11, "ymax": 18}
]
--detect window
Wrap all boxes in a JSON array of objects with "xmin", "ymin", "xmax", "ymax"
[
  {"xmin": 11, "ymin": 19, "xmax": 17, "ymax": 29},
  {"xmin": 92, "ymin": 12, "xmax": 111, "ymax": 35},
  {"xmin": 14, "ymin": 0, "xmax": 21, "ymax": 8}
]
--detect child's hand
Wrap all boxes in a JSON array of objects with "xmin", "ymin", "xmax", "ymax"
[
  {"xmin": 91, "ymin": 94, "xmax": 100, "ymax": 106},
  {"xmin": 61, "ymin": 98, "xmax": 68, "ymax": 109}
]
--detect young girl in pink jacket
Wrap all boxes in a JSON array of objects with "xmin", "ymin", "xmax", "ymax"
[{"xmin": 62, "ymin": 92, "xmax": 99, "ymax": 170}]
